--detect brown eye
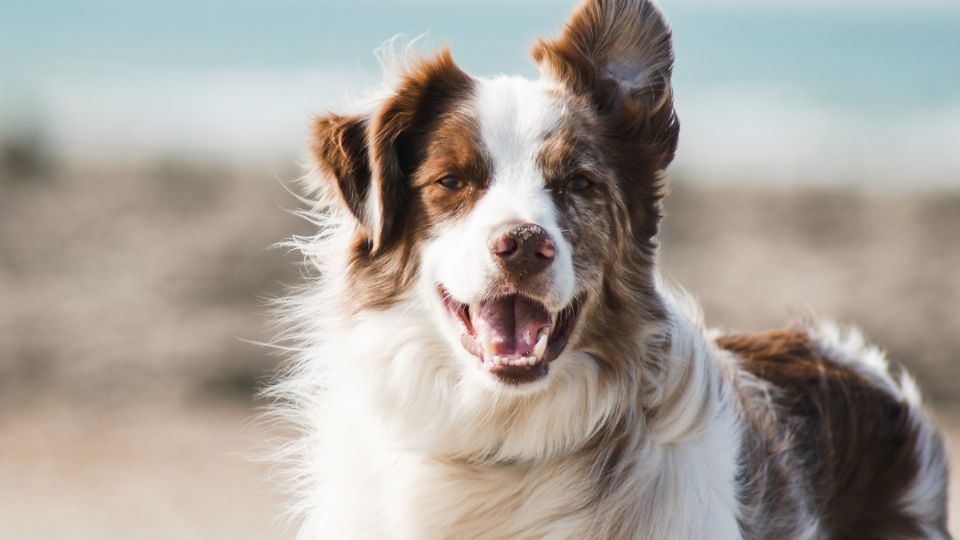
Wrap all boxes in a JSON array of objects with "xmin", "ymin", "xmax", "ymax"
[
  {"xmin": 438, "ymin": 176, "xmax": 466, "ymax": 190},
  {"xmin": 567, "ymin": 176, "xmax": 594, "ymax": 193}
]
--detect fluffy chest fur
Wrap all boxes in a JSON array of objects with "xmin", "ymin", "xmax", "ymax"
[
  {"xmin": 313, "ymin": 432, "xmax": 743, "ymax": 540},
  {"xmin": 293, "ymin": 309, "xmax": 743, "ymax": 540}
]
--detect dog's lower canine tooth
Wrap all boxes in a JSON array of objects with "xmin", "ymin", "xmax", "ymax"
[{"xmin": 533, "ymin": 333, "xmax": 548, "ymax": 360}]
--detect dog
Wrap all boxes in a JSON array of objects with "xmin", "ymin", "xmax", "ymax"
[{"xmin": 269, "ymin": 0, "xmax": 951, "ymax": 537}]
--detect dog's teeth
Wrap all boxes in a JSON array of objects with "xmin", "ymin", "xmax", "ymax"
[
  {"xmin": 533, "ymin": 332, "xmax": 549, "ymax": 360},
  {"xmin": 489, "ymin": 355, "xmax": 540, "ymax": 367}
]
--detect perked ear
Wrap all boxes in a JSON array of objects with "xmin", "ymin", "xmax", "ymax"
[
  {"xmin": 532, "ymin": 0, "xmax": 678, "ymax": 168},
  {"xmin": 310, "ymin": 48, "xmax": 473, "ymax": 253}
]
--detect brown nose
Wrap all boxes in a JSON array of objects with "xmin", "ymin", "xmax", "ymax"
[{"xmin": 489, "ymin": 223, "xmax": 556, "ymax": 279}]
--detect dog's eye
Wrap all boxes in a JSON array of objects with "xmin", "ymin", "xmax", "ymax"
[
  {"xmin": 566, "ymin": 176, "xmax": 594, "ymax": 193},
  {"xmin": 438, "ymin": 176, "xmax": 466, "ymax": 190}
]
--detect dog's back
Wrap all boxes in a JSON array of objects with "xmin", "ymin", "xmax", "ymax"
[{"xmin": 720, "ymin": 326, "xmax": 950, "ymax": 539}]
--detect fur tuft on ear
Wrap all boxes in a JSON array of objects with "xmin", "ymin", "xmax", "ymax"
[
  {"xmin": 532, "ymin": 0, "xmax": 675, "ymax": 116},
  {"xmin": 309, "ymin": 47, "xmax": 474, "ymax": 254}
]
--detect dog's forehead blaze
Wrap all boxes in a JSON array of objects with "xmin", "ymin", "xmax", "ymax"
[{"xmin": 473, "ymin": 77, "xmax": 566, "ymax": 183}]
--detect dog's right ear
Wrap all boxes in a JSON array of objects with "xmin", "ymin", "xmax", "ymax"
[
  {"xmin": 311, "ymin": 48, "xmax": 473, "ymax": 254},
  {"xmin": 311, "ymin": 113, "xmax": 374, "ymax": 234}
]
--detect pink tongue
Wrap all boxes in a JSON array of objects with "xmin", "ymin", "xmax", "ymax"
[{"xmin": 474, "ymin": 295, "xmax": 551, "ymax": 357}]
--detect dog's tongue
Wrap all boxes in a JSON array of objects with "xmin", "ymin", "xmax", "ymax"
[{"xmin": 473, "ymin": 295, "xmax": 551, "ymax": 357}]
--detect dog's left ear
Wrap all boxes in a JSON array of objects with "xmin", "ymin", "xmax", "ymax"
[{"xmin": 532, "ymin": 0, "xmax": 678, "ymax": 171}]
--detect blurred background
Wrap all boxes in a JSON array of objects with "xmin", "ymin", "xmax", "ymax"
[{"xmin": 1, "ymin": 0, "xmax": 958, "ymax": 537}]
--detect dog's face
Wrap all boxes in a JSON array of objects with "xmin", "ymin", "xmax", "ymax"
[
  {"xmin": 422, "ymin": 77, "xmax": 617, "ymax": 390},
  {"xmin": 311, "ymin": 0, "xmax": 678, "ymax": 397}
]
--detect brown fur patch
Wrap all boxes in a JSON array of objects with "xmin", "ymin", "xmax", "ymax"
[
  {"xmin": 412, "ymin": 113, "xmax": 490, "ymax": 223},
  {"xmin": 365, "ymin": 48, "xmax": 475, "ymax": 252},
  {"xmin": 718, "ymin": 329, "xmax": 948, "ymax": 539},
  {"xmin": 310, "ymin": 49, "xmax": 479, "ymax": 312}
]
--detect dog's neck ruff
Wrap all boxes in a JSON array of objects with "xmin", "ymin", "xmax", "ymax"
[{"xmin": 270, "ymin": 246, "xmax": 745, "ymax": 538}]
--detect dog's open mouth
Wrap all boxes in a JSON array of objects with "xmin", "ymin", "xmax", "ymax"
[{"xmin": 439, "ymin": 287, "xmax": 581, "ymax": 385}]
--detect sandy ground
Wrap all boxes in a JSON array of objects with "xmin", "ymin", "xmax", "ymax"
[
  {"xmin": 1, "ymin": 162, "xmax": 958, "ymax": 537},
  {"xmin": 0, "ymin": 402, "xmax": 292, "ymax": 540}
]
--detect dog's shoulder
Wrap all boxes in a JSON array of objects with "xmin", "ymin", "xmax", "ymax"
[{"xmin": 716, "ymin": 326, "xmax": 951, "ymax": 539}]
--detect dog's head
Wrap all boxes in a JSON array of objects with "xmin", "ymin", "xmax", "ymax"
[{"xmin": 309, "ymin": 0, "xmax": 677, "ymax": 423}]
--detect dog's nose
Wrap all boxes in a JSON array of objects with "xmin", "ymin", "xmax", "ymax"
[{"xmin": 489, "ymin": 223, "xmax": 556, "ymax": 279}]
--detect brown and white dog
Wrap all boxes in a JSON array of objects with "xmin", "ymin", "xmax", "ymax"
[{"xmin": 270, "ymin": 0, "xmax": 951, "ymax": 538}]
